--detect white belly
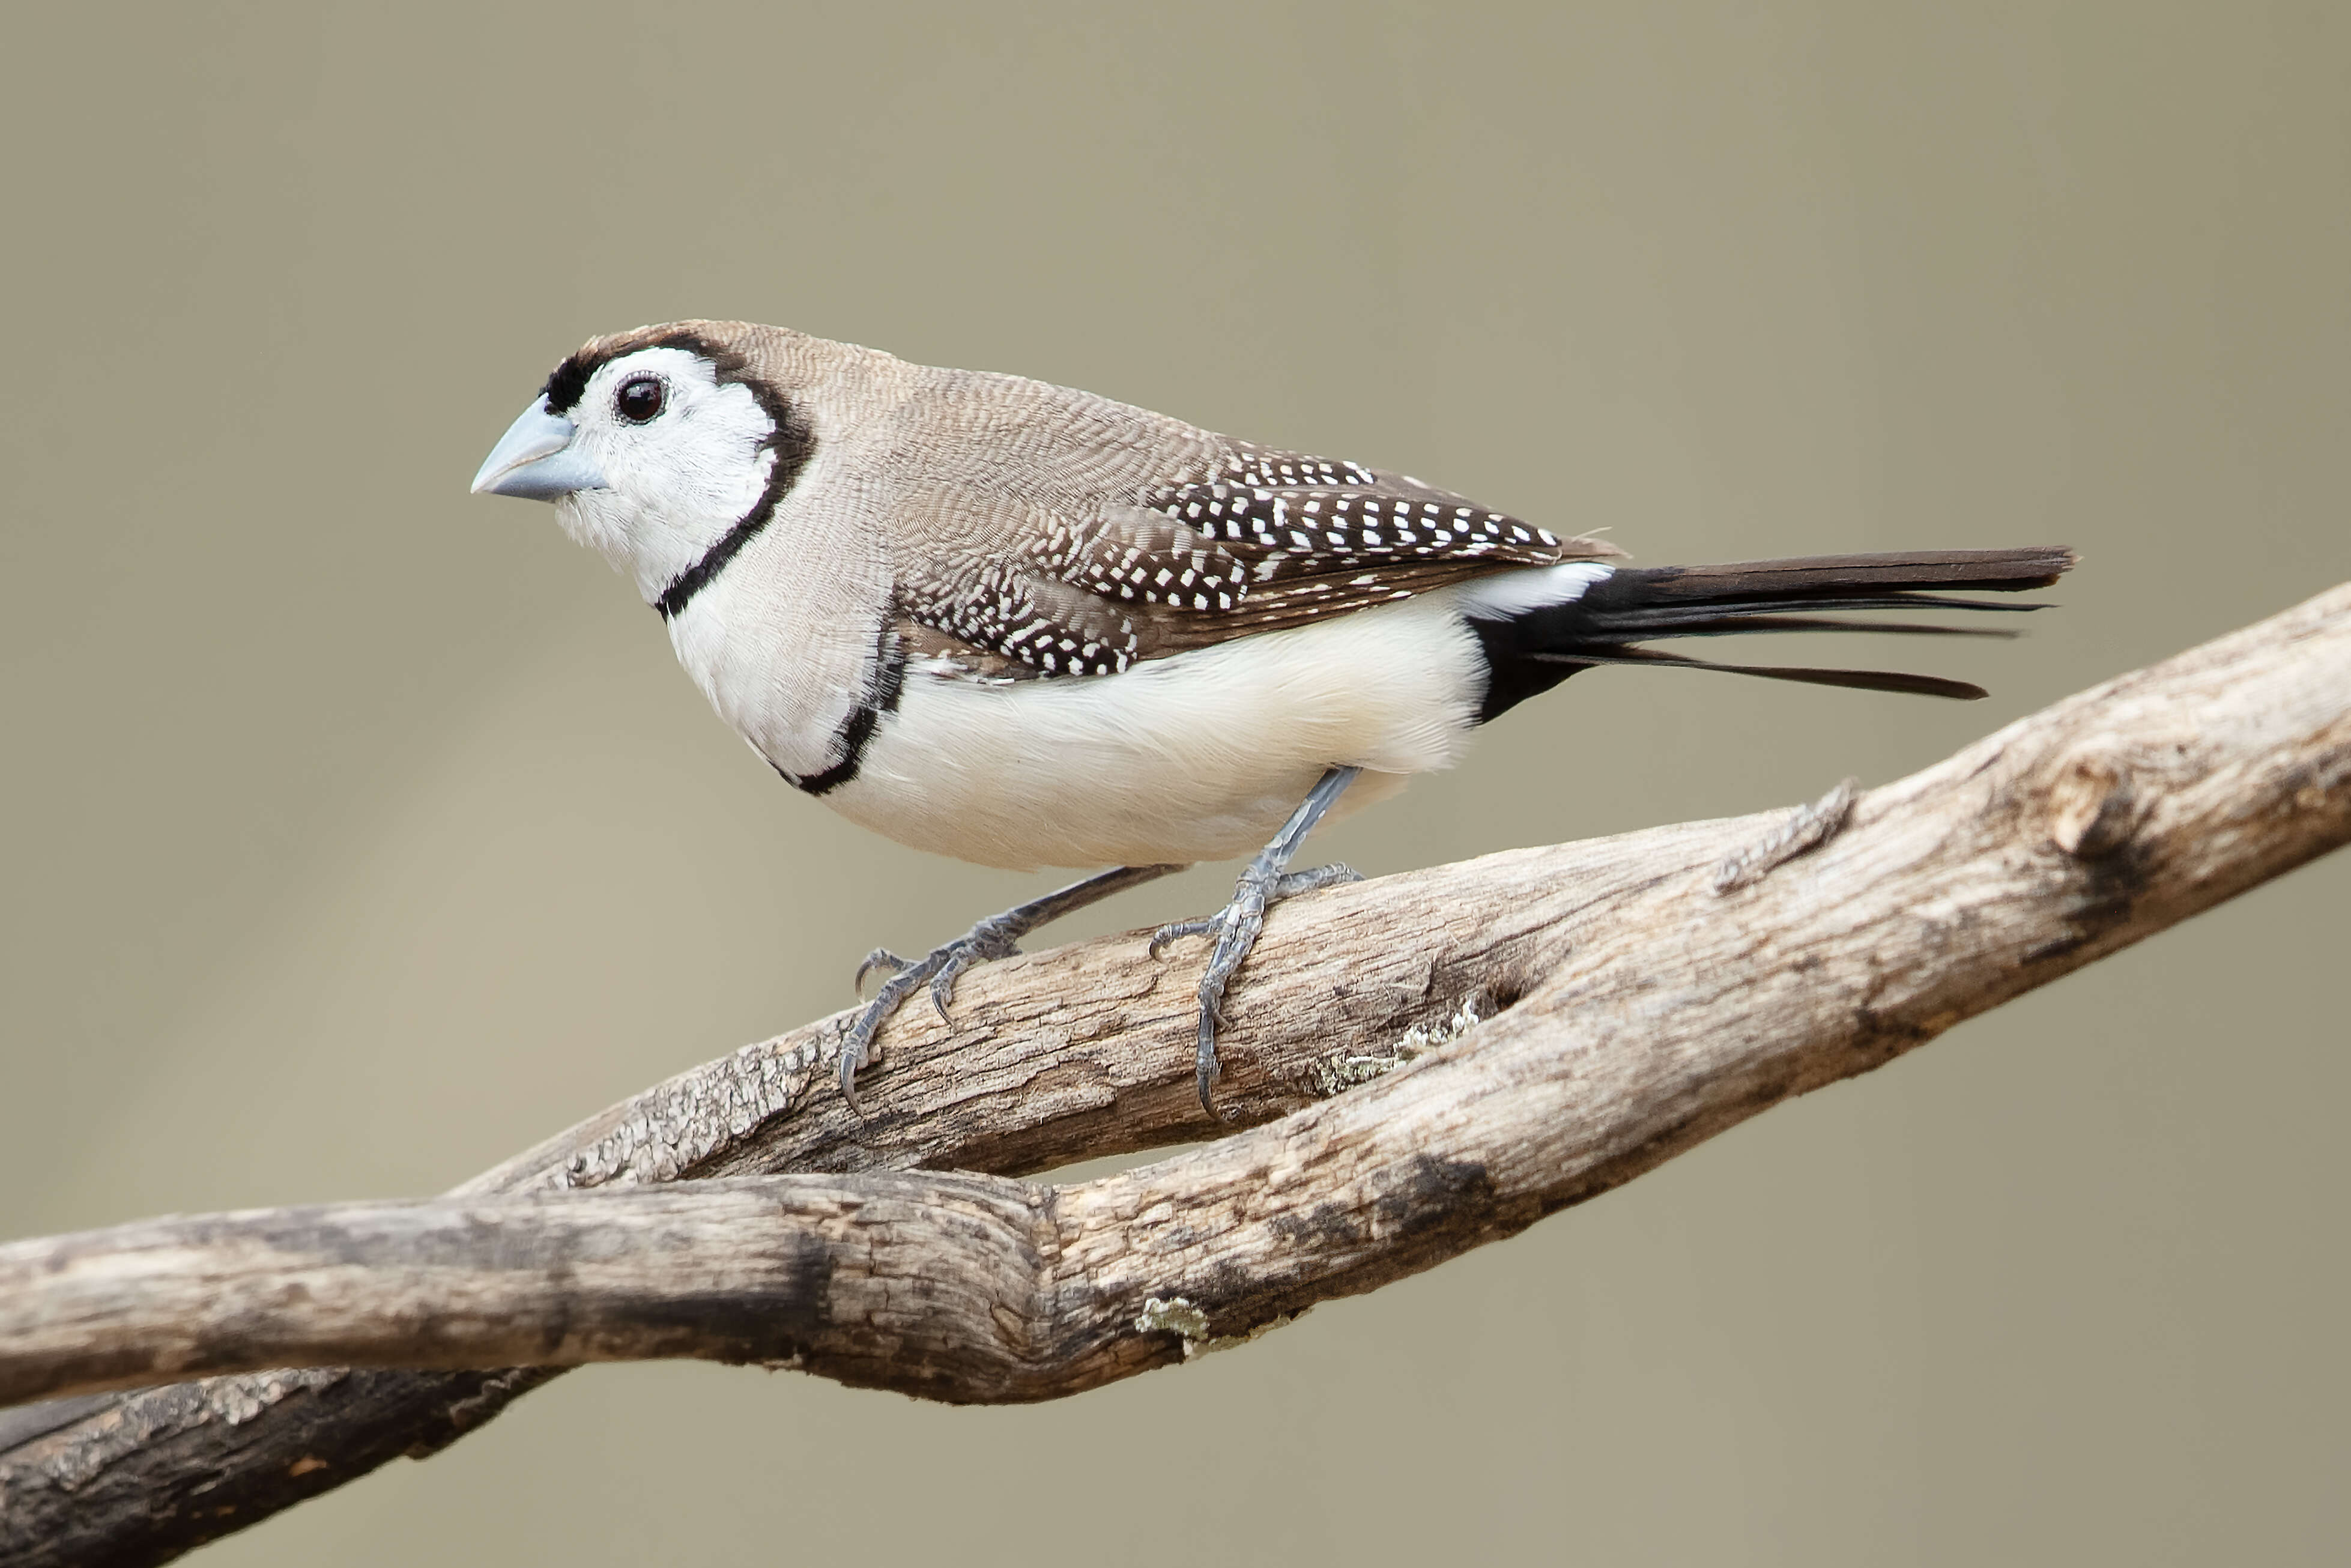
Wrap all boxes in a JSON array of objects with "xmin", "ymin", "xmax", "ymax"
[{"xmin": 823, "ymin": 591, "xmax": 1491, "ymax": 870}]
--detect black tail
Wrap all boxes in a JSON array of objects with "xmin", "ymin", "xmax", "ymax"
[{"xmin": 1471, "ymin": 547, "xmax": 2077, "ymax": 721}]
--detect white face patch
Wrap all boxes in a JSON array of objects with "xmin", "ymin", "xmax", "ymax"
[{"xmin": 552, "ymin": 346, "xmax": 781, "ymax": 604}]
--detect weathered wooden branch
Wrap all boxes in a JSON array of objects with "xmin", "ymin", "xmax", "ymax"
[{"xmin": 4, "ymin": 584, "xmax": 2347, "ymax": 1564}]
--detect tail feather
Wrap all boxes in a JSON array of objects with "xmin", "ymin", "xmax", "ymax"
[
  {"xmin": 1471, "ymin": 545, "xmax": 2074, "ymax": 721},
  {"xmin": 1528, "ymin": 646, "xmax": 1990, "ymax": 701},
  {"xmin": 1584, "ymin": 604, "xmax": 2035, "ymax": 637},
  {"xmin": 1621, "ymin": 548, "xmax": 2077, "ymax": 603}
]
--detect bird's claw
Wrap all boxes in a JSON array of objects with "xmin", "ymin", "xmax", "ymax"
[
  {"xmin": 854, "ymin": 947, "xmax": 912, "ymax": 993},
  {"xmin": 1146, "ymin": 916, "xmax": 1217, "ymax": 958},
  {"xmin": 1274, "ymin": 863, "xmax": 1361, "ymax": 899},
  {"xmin": 838, "ymin": 921, "xmax": 1027, "ymax": 1112},
  {"xmin": 1152, "ymin": 860, "xmax": 1360, "ymax": 1112}
]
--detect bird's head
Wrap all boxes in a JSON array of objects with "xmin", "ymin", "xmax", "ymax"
[{"xmin": 471, "ymin": 322, "xmax": 816, "ymax": 612}]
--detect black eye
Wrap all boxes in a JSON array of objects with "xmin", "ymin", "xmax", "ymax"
[{"xmin": 616, "ymin": 375, "xmax": 666, "ymax": 423}]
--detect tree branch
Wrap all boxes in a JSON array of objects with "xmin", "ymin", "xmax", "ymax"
[{"xmin": 5, "ymin": 584, "xmax": 2347, "ymax": 1561}]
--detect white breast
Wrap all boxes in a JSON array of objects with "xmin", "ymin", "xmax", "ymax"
[
  {"xmin": 662, "ymin": 462, "xmax": 896, "ymax": 782},
  {"xmin": 821, "ymin": 590, "xmax": 1492, "ymax": 870}
]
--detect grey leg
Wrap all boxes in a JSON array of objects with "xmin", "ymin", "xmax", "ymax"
[
  {"xmin": 840, "ymin": 862, "xmax": 1186, "ymax": 1109},
  {"xmin": 1150, "ymin": 766, "xmax": 1364, "ymax": 1112}
]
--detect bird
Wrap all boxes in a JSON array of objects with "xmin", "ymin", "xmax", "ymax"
[{"xmin": 471, "ymin": 319, "xmax": 2073, "ymax": 1112}]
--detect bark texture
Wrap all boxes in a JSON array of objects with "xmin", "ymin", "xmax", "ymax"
[{"xmin": 3, "ymin": 583, "xmax": 2346, "ymax": 1563}]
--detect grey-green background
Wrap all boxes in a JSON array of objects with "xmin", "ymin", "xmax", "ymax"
[{"xmin": 4, "ymin": 4, "xmax": 2346, "ymax": 1563}]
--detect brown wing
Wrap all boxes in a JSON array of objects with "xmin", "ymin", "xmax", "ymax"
[
  {"xmin": 1111, "ymin": 446, "xmax": 1621, "ymax": 648},
  {"xmin": 897, "ymin": 441, "xmax": 1621, "ymax": 678}
]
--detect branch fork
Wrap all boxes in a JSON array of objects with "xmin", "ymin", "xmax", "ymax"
[{"xmin": 4, "ymin": 584, "xmax": 2348, "ymax": 1566}]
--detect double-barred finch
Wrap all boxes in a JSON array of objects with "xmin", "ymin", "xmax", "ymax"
[{"xmin": 473, "ymin": 320, "xmax": 2075, "ymax": 1110}]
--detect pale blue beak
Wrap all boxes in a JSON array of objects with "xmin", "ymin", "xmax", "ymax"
[{"xmin": 470, "ymin": 396, "xmax": 610, "ymax": 499}]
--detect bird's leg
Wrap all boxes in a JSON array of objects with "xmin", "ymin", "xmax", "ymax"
[
  {"xmin": 840, "ymin": 862, "xmax": 1186, "ymax": 1109},
  {"xmin": 1150, "ymin": 766, "xmax": 1364, "ymax": 1112}
]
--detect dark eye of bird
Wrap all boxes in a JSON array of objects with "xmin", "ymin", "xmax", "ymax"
[{"xmin": 616, "ymin": 375, "xmax": 666, "ymax": 423}]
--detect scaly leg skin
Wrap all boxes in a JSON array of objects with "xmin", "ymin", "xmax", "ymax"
[
  {"xmin": 839, "ymin": 862, "xmax": 1185, "ymax": 1110},
  {"xmin": 1151, "ymin": 766, "xmax": 1364, "ymax": 1113}
]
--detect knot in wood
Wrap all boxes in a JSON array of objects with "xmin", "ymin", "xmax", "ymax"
[{"xmin": 2048, "ymin": 748, "xmax": 2138, "ymax": 858}]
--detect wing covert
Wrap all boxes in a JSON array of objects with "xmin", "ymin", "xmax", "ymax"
[{"xmin": 891, "ymin": 396, "xmax": 1620, "ymax": 677}]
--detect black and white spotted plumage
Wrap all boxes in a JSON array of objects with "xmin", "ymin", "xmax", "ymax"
[{"xmin": 889, "ymin": 443, "xmax": 1613, "ymax": 683}]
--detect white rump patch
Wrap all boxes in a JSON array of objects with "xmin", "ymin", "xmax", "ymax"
[{"xmin": 1456, "ymin": 560, "xmax": 1615, "ymax": 620}]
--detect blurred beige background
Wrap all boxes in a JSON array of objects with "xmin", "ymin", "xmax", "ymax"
[{"xmin": 3, "ymin": 2, "xmax": 2346, "ymax": 1563}]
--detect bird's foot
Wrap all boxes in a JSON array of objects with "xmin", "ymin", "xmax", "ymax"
[
  {"xmin": 839, "ymin": 912, "xmax": 1024, "ymax": 1111},
  {"xmin": 831, "ymin": 865, "xmax": 1190, "ymax": 1112},
  {"xmin": 1151, "ymin": 859, "xmax": 1361, "ymax": 1111}
]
